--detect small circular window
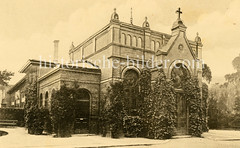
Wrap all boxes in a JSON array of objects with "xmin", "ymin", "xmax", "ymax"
[{"xmin": 178, "ymin": 44, "xmax": 184, "ymax": 52}]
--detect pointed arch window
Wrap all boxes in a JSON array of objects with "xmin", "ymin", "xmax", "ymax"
[{"xmin": 123, "ymin": 69, "xmax": 140, "ymax": 110}]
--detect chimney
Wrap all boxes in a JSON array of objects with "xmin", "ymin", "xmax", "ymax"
[{"xmin": 53, "ymin": 40, "xmax": 59, "ymax": 62}]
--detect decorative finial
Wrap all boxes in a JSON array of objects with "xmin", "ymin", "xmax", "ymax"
[
  {"xmin": 130, "ymin": 8, "xmax": 133, "ymax": 24},
  {"xmin": 111, "ymin": 8, "xmax": 119, "ymax": 22},
  {"xmin": 142, "ymin": 16, "xmax": 150, "ymax": 28},
  {"xmin": 176, "ymin": 7, "xmax": 182, "ymax": 19},
  {"xmin": 195, "ymin": 32, "xmax": 202, "ymax": 44}
]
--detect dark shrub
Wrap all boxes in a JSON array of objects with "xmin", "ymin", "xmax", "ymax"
[
  {"xmin": 51, "ymin": 84, "xmax": 75, "ymax": 137},
  {"xmin": 24, "ymin": 82, "xmax": 45, "ymax": 135},
  {"xmin": 123, "ymin": 116, "xmax": 143, "ymax": 137},
  {"xmin": 43, "ymin": 109, "xmax": 52, "ymax": 134},
  {"xmin": 0, "ymin": 108, "xmax": 24, "ymax": 126}
]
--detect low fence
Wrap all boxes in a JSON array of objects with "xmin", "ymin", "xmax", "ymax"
[{"xmin": 0, "ymin": 108, "xmax": 24, "ymax": 126}]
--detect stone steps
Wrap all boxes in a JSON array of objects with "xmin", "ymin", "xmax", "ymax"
[{"xmin": 0, "ymin": 120, "xmax": 18, "ymax": 126}]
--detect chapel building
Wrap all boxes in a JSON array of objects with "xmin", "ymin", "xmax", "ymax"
[{"xmin": 7, "ymin": 8, "xmax": 203, "ymax": 135}]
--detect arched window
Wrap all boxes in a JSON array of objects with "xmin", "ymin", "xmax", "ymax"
[
  {"xmin": 162, "ymin": 35, "xmax": 166, "ymax": 45},
  {"xmin": 121, "ymin": 33, "xmax": 126, "ymax": 45},
  {"xmin": 45, "ymin": 91, "xmax": 49, "ymax": 108},
  {"xmin": 40, "ymin": 93, "xmax": 43, "ymax": 107},
  {"xmin": 151, "ymin": 40, "xmax": 155, "ymax": 51},
  {"xmin": 123, "ymin": 69, "xmax": 139, "ymax": 86},
  {"xmin": 126, "ymin": 34, "xmax": 131, "ymax": 46},
  {"xmin": 132, "ymin": 36, "xmax": 137, "ymax": 47},
  {"xmin": 138, "ymin": 37, "xmax": 142, "ymax": 48},
  {"xmin": 51, "ymin": 89, "xmax": 56, "ymax": 98},
  {"xmin": 123, "ymin": 69, "xmax": 139, "ymax": 110},
  {"xmin": 171, "ymin": 63, "xmax": 190, "ymax": 89}
]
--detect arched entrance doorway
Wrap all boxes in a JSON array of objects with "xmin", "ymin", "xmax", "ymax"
[
  {"xmin": 74, "ymin": 89, "xmax": 90, "ymax": 134},
  {"xmin": 171, "ymin": 63, "xmax": 190, "ymax": 135}
]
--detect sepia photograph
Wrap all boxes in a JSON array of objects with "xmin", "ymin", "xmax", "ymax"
[{"xmin": 0, "ymin": 0, "xmax": 240, "ymax": 147}]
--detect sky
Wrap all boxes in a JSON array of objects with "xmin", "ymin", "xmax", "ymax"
[{"xmin": 0, "ymin": 0, "xmax": 239, "ymax": 85}]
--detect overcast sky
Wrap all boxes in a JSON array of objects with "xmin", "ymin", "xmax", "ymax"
[{"xmin": 0, "ymin": 0, "xmax": 239, "ymax": 84}]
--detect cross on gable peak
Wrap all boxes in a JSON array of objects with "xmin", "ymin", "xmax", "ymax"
[{"xmin": 176, "ymin": 7, "xmax": 182, "ymax": 19}]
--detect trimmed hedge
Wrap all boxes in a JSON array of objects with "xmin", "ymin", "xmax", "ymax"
[{"xmin": 0, "ymin": 108, "xmax": 24, "ymax": 126}]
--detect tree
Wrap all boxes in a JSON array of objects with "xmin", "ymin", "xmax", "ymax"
[
  {"xmin": 225, "ymin": 54, "xmax": 240, "ymax": 95},
  {"xmin": 0, "ymin": 70, "xmax": 14, "ymax": 86},
  {"xmin": 201, "ymin": 63, "xmax": 212, "ymax": 131},
  {"xmin": 224, "ymin": 54, "xmax": 240, "ymax": 115},
  {"xmin": 208, "ymin": 93, "xmax": 218, "ymax": 129},
  {"xmin": 24, "ymin": 82, "xmax": 45, "ymax": 135},
  {"xmin": 232, "ymin": 54, "xmax": 240, "ymax": 72},
  {"xmin": 202, "ymin": 64, "xmax": 212, "ymax": 83},
  {"xmin": 234, "ymin": 96, "xmax": 240, "ymax": 114},
  {"xmin": 208, "ymin": 86, "xmax": 232, "ymax": 129},
  {"xmin": 202, "ymin": 82, "xmax": 209, "ymax": 132},
  {"xmin": 51, "ymin": 83, "xmax": 75, "ymax": 137},
  {"xmin": 231, "ymin": 96, "xmax": 240, "ymax": 128}
]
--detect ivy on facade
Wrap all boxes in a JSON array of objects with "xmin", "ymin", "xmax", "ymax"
[
  {"xmin": 101, "ymin": 68, "xmax": 178, "ymax": 139},
  {"xmin": 202, "ymin": 82, "xmax": 209, "ymax": 132},
  {"xmin": 182, "ymin": 77, "xmax": 203, "ymax": 137},
  {"xmin": 143, "ymin": 68, "xmax": 176, "ymax": 139}
]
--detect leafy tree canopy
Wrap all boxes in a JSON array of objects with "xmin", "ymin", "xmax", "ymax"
[
  {"xmin": 202, "ymin": 64, "xmax": 212, "ymax": 83},
  {"xmin": 0, "ymin": 70, "xmax": 14, "ymax": 86},
  {"xmin": 224, "ymin": 54, "xmax": 240, "ymax": 96},
  {"xmin": 232, "ymin": 54, "xmax": 240, "ymax": 72},
  {"xmin": 234, "ymin": 96, "xmax": 240, "ymax": 114}
]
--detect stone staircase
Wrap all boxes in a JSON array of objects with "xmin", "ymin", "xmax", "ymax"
[{"xmin": 0, "ymin": 120, "xmax": 18, "ymax": 126}]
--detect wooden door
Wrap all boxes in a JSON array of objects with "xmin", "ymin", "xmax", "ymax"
[
  {"xmin": 74, "ymin": 89, "xmax": 90, "ymax": 134},
  {"xmin": 176, "ymin": 93, "xmax": 188, "ymax": 135}
]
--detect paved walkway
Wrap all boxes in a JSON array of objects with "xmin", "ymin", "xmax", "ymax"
[
  {"xmin": 1, "ymin": 127, "xmax": 240, "ymax": 148},
  {"xmin": 202, "ymin": 130, "xmax": 240, "ymax": 141},
  {"xmin": 0, "ymin": 127, "xmax": 168, "ymax": 148}
]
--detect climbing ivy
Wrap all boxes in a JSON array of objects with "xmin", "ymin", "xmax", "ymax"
[
  {"xmin": 143, "ymin": 68, "xmax": 176, "ymax": 139},
  {"xmin": 182, "ymin": 77, "xmax": 203, "ymax": 137},
  {"xmin": 139, "ymin": 67, "xmax": 152, "ymax": 98},
  {"xmin": 202, "ymin": 82, "xmax": 209, "ymax": 132},
  {"xmin": 105, "ymin": 82, "xmax": 126, "ymax": 138}
]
